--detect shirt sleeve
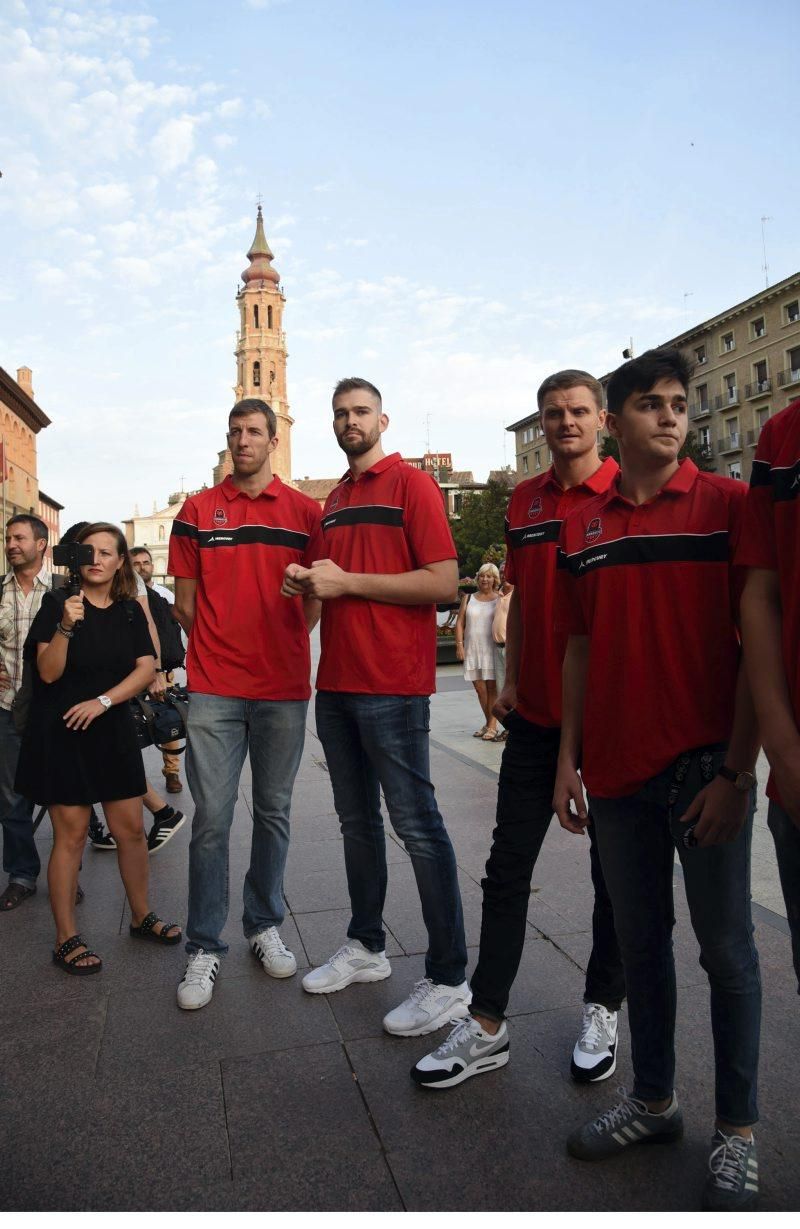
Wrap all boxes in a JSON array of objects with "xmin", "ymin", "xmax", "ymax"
[
  {"xmin": 404, "ymin": 471, "xmax": 458, "ymax": 567},
  {"xmin": 23, "ymin": 591, "xmax": 61, "ymax": 658},
  {"xmin": 503, "ymin": 509, "xmax": 517, "ymax": 585},
  {"xmin": 169, "ymin": 497, "xmax": 200, "ymax": 579},
  {"xmin": 302, "ymin": 503, "xmax": 325, "ymax": 567},
  {"xmin": 135, "ymin": 572, "xmax": 147, "ymax": 597},
  {"xmin": 736, "ymin": 420, "xmax": 777, "ymax": 571},
  {"xmin": 554, "ymin": 521, "xmax": 587, "ymax": 636},
  {"xmin": 130, "ymin": 601, "xmax": 157, "ymax": 660}
]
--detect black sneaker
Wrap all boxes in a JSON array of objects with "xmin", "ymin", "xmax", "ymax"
[
  {"xmin": 147, "ymin": 810, "xmax": 186, "ymax": 855},
  {"xmin": 89, "ymin": 816, "xmax": 116, "ymax": 851},
  {"xmin": 567, "ymin": 1088, "xmax": 683, "ymax": 1161},
  {"xmin": 702, "ymin": 1129, "xmax": 759, "ymax": 1211}
]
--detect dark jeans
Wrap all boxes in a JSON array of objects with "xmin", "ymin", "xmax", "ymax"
[
  {"xmin": 768, "ymin": 801, "xmax": 800, "ymax": 993},
  {"xmin": 315, "ymin": 691, "xmax": 467, "ymax": 986},
  {"xmin": 470, "ymin": 710, "xmax": 624, "ymax": 1022},
  {"xmin": 0, "ymin": 707, "xmax": 40, "ymax": 887},
  {"xmin": 590, "ymin": 747, "xmax": 761, "ymax": 1126}
]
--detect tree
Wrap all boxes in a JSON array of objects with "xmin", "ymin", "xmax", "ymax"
[
  {"xmin": 451, "ymin": 478, "xmax": 511, "ymax": 576},
  {"xmin": 599, "ymin": 429, "xmax": 715, "ymax": 472}
]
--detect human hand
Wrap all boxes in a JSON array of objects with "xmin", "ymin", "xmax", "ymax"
[
  {"xmin": 62, "ymin": 592, "xmax": 85, "ymax": 630},
  {"xmin": 678, "ymin": 776, "xmax": 750, "ymax": 846},
  {"xmin": 281, "ymin": 563, "xmax": 312, "ymax": 598},
  {"xmin": 149, "ymin": 671, "xmax": 167, "ymax": 700},
  {"xmin": 0, "ymin": 665, "xmax": 11, "ymax": 690},
  {"xmin": 493, "ymin": 682, "xmax": 517, "ymax": 721},
  {"xmin": 304, "ymin": 559, "xmax": 351, "ymax": 600},
  {"xmin": 455, "ymin": 643, "xmax": 465, "ymax": 662},
  {"xmin": 63, "ymin": 698, "xmax": 107, "ymax": 730},
  {"xmin": 553, "ymin": 759, "xmax": 589, "ymax": 834}
]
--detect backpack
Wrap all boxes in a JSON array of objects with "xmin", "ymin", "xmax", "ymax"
[{"xmin": 145, "ymin": 587, "xmax": 185, "ymax": 672}]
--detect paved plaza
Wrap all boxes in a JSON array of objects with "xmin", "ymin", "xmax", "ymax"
[{"xmin": 1, "ymin": 664, "xmax": 798, "ymax": 1212}]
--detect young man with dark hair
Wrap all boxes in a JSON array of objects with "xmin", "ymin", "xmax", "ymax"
[
  {"xmin": 170, "ymin": 398, "xmax": 322, "ymax": 1010},
  {"xmin": 412, "ymin": 370, "xmax": 625, "ymax": 1089},
  {"xmin": 739, "ymin": 396, "xmax": 800, "ymax": 992},
  {"xmin": 282, "ymin": 378, "xmax": 470, "ymax": 1035},
  {"xmin": 553, "ymin": 348, "xmax": 762, "ymax": 1210},
  {"xmin": 0, "ymin": 515, "xmax": 49, "ymax": 910}
]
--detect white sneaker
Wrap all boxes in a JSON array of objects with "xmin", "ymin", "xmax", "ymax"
[
  {"xmin": 301, "ymin": 939, "xmax": 391, "ymax": 994},
  {"xmin": 383, "ymin": 977, "xmax": 471, "ymax": 1037},
  {"xmin": 570, "ymin": 1002, "xmax": 618, "ymax": 1082},
  {"xmin": 177, "ymin": 950, "xmax": 221, "ymax": 1011},
  {"xmin": 250, "ymin": 927, "xmax": 297, "ymax": 979}
]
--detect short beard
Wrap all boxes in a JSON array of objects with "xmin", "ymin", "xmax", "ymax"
[{"xmin": 337, "ymin": 430, "xmax": 379, "ymax": 456}]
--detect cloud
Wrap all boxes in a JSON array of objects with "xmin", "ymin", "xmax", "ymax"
[
  {"xmin": 150, "ymin": 115, "xmax": 197, "ymax": 171},
  {"xmin": 217, "ymin": 97, "xmax": 243, "ymax": 118},
  {"xmin": 83, "ymin": 182, "xmax": 132, "ymax": 210},
  {"xmin": 212, "ymin": 133, "xmax": 236, "ymax": 149}
]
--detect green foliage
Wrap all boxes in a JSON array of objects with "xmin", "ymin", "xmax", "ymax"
[
  {"xmin": 451, "ymin": 479, "xmax": 510, "ymax": 576},
  {"xmin": 599, "ymin": 430, "xmax": 715, "ymax": 472}
]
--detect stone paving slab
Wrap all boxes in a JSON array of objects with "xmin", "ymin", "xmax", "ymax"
[{"xmin": 1, "ymin": 670, "xmax": 798, "ymax": 1211}]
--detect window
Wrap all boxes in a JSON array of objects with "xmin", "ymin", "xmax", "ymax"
[
  {"xmin": 697, "ymin": 383, "xmax": 709, "ymax": 410},
  {"xmin": 751, "ymin": 316, "xmax": 766, "ymax": 339},
  {"xmin": 757, "ymin": 407, "xmax": 770, "ymax": 430},
  {"xmin": 695, "ymin": 344, "xmax": 707, "ymax": 365},
  {"xmin": 534, "ymin": 449, "xmax": 541, "ymax": 470},
  {"xmin": 726, "ymin": 416, "xmax": 739, "ymax": 437},
  {"xmin": 789, "ymin": 346, "xmax": 800, "ymax": 381},
  {"xmin": 785, "ymin": 300, "xmax": 799, "ymax": 324},
  {"xmin": 522, "ymin": 455, "xmax": 529, "ymax": 474},
  {"xmin": 724, "ymin": 373, "xmax": 738, "ymax": 403},
  {"xmin": 158, "ymin": 525, "xmax": 165, "ymax": 542},
  {"xmin": 253, "ymin": 360, "xmax": 261, "ymax": 387},
  {"xmin": 698, "ymin": 426, "xmax": 711, "ymax": 450},
  {"xmin": 721, "ymin": 331, "xmax": 735, "ymax": 352},
  {"xmin": 253, "ymin": 305, "xmax": 259, "ymax": 328},
  {"xmin": 728, "ymin": 462, "xmax": 742, "ymax": 481},
  {"xmin": 753, "ymin": 359, "xmax": 769, "ymax": 393},
  {"xmin": 267, "ymin": 305, "xmax": 273, "ymax": 329}
]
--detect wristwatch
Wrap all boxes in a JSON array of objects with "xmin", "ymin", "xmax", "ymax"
[
  {"xmin": 717, "ymin": 765, "xmax": 756, "ymax": 792},
  {"xmin": 97, "ymin": 695, "xmax": 113, "ymax": 711}
]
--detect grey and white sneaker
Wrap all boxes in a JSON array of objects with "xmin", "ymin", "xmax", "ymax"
[
  {"xmin": 301, "ymin": 939, "xmax": 391, "ymax": 994},
  {"xmin": 567, "ymin": 1087, "xmax": 683, "ymax": 1161},
  {"xmin": 571, "ymin": 1002, "xmax": 618, "ymax": 1083},
  {"xmin": 177, "ymin": 951, "xmax": 221, "ymax": 1011},
  {"xmin": 411, "ymin": 1015, "xmax": 509, "ymax": 1088},
  {"xmin": 383, "ymin": 977, "xmax": 471, "ymax": 1037},
  {"xmin": 702, "ymin": 1129, "xmax": 759, "ymax": 1211},
  {"xmin": 250, "ymin": 927, "xmax": 297, "ymax": 978}
]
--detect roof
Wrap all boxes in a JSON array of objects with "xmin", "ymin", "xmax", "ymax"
[
  {"xmin": 38, "ymin": 490, "xmax": 64, "ymax": 510},
  {"xmin": 488, "ymin": 468, "xmax": 519, "ymax": 488},
  {"xmin": 506, "ymin": 409, "xmax": 540, "ymax": 432},
  {"xmin": 0, "ymin": 367, "xmax": 51, "ymax": 433},
  {"xmin": 446, "ymin": 470, "xmax": 476, "ymax": 486},
  {"xmin": 293, "ymin": 478, "xmax": 340, "ymax": 501}
]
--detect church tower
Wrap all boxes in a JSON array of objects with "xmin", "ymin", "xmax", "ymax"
[{"xmin": 213, "ymin": 205, "xmax": 293, "ymax": 483}]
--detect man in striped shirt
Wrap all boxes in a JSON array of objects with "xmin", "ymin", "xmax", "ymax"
[{"xmin": 0, "ymin": 514, "xmax": 51, "ymax": 910}]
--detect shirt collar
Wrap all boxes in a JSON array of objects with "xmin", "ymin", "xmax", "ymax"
[
  {"xmin": 221, "ymin": 473, "xmax": 283, "ymax": 501},
  {"xmin": 3, "ymin": 565, "xmax": 51, "ymax": 589},
  {"xmin": 543, "ymin": 456, "xmax": 619, "ymax": 495},
  {"xmin": 608, "ymin": 457, "xmax": 699, "ymax": 505},
  {"xmin": 340, "ymin": 451, "xmax": 402, "ymax": 483}
]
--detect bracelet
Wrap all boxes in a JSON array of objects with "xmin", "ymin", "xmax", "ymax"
[{"xmin": 56, "ymin": 623, "xmax": 74, "ymax": 639}]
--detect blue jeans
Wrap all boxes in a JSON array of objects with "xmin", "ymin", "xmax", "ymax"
[
  {"xmin": 0, "ymin": 708, "xmax": 40, "ymax": 887},
  {"xmin": 768, "ymin": 801, "xmax": 800, "ymax": 993},
  {"xmin": 315, "ymin": 691, "xmax": 467, "ymax": 986},
  {"xmin": 185, "ymin": 693, "xmax": 307, "ymax": 955},
  {"xmin": 590, "ymin": 747, "xmax": 761, "ymax": 1127}
]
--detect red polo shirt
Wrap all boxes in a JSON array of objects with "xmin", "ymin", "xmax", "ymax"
[
  {"xmin": 737, "ymin": 399, "xmax": 800, "ymax": 804},
  {"xmin": 316, "ymin": 452, "xmax": 457, "ymax": 695},
  {"xmin": 504, "ymin": 458, "xmax": 618, "ymax": 728},
  {"xmin": 557, "ymin": 460, "xmax": 746, "ymax": 798},
  {"xmin": 168, "ymin": 474, "xmax": 322, "ymax": 700}
]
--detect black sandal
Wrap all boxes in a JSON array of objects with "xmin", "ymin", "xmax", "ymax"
[
  {"xmin": 53, "ymin": 934, "xmax": 102, "ymax": 976},
  {"xmin": 129, "ymin": 911, "xmax": 182, "ymax": 945}
]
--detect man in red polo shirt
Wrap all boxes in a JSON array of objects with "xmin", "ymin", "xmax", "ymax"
[
  {"xmin": 553, "ymin": 348, "xmax": 761, "ymax": 1211},
  {"xmin": 739, "ymin": 397, "xmax": 800, "ymax": 992},
  {"xmin": 412, "ymin": 370, "xmax": 625, "ymax": 1091},
  {"xmin": 281, "ymin": 377, "xmax": 469, "ymax": 1036},
  {"xmin": 169, "ymin": 398, "xmax": 322, "ymax": 1011}
]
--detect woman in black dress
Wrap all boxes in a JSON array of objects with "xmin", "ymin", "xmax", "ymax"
[{"xmin": 17, "ymin": 522, "xmax": 181, "ymax": 973}]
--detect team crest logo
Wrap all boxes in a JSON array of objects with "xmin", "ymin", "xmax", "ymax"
[
  {"xmin": 527, "ymin": 496, "xmax": 543, "ymax": 520},
  {"xmin": 212, "ymin": 507, "xmax": 227, "ymax": 527},
  {"xmin": 328, "ymin": 490, "xmax": 340, "ymax": 513},
  {"xmin": 585, "ymin": 517, "xmax": 603, "ymax": 543}
]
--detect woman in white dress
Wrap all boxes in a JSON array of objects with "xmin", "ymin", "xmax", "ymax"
[{"xmin": 455, "ymin": 562, "xmax": 501, "ymax": 741}]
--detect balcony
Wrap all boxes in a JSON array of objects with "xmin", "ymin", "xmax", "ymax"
[
  {"xmin": 718, "ymin": 432, "xmax": 742, "ymax": 455},
  {"xmin": 745, "ymin": 378, "xmax": 771, "ymax": 399},
  {"xmin": 714, "ymin": 389, "xmax": 739, "ymax": 410},
  {"xmin": 689, "ymin": 401, "xmax": 711, "ymax": 420},
  {"xmin": 777, "ymin": 367, "xmax": 800, "ymax": 388},
  {"xmin": 746, "ymin": 428, "xmax": 761, "ymax": 447}
]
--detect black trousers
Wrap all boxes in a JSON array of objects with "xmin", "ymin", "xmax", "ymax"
[{"xmin": 469, "ymin": 710, "xmax": 625, "ymax": 1022}]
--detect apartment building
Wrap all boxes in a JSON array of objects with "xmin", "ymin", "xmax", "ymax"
[{"xmin": 506, "ymin": 410, "xmax": 550, "ymax": 478}]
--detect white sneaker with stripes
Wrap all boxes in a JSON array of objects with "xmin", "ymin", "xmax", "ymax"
[
  {"xmin": 249, "ymin": 927, "xmax": 297, "ymax": 978},
  {"xmin": 567, "ymin": 1087, "xmax": 683, "ymax": 1161},
  {"xmin": 177, "ymin": 951, "xmax": 221, "ymax": 1010}
]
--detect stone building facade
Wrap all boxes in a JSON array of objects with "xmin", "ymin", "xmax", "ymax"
[{"xmin": 0, "ymin": 365, "xmax": 55, "ymax": 531}]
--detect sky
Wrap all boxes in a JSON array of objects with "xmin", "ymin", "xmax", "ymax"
[{"xmin": 1, "ymin": 0, "xmax": 799, "ymax": 527}]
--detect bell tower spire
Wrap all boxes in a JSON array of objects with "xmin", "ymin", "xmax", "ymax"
[{"xmin": 216, "ymin": 203, "xmax": 293, "ymax": 484}]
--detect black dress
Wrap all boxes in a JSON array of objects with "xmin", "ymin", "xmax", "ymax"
[{"xmin": 15, "ymin": 593, "xmax": 155, "ymax": 806}]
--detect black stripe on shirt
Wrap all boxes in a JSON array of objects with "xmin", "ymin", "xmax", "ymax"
[
  {"xmin": 561, "ymin": 530, "xmax": 730, "ymax": 577},
  {"xmin": 197, "ymin": 525, "xmax": 310, "ymax": 551},
  {"xmin": 773, "ymin": 460, "xmax": 800, "ymax": 503},
  {"xmin": 171, "ymin": 519, "xmax": 198, "ymax": 539},
  {"xmin": 507, "ymin": 519, "xmax": 562, "ymax": 550},
  {"xmin": 322, "ymin": 505, "xmax": 404, "ymax": 532}
]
